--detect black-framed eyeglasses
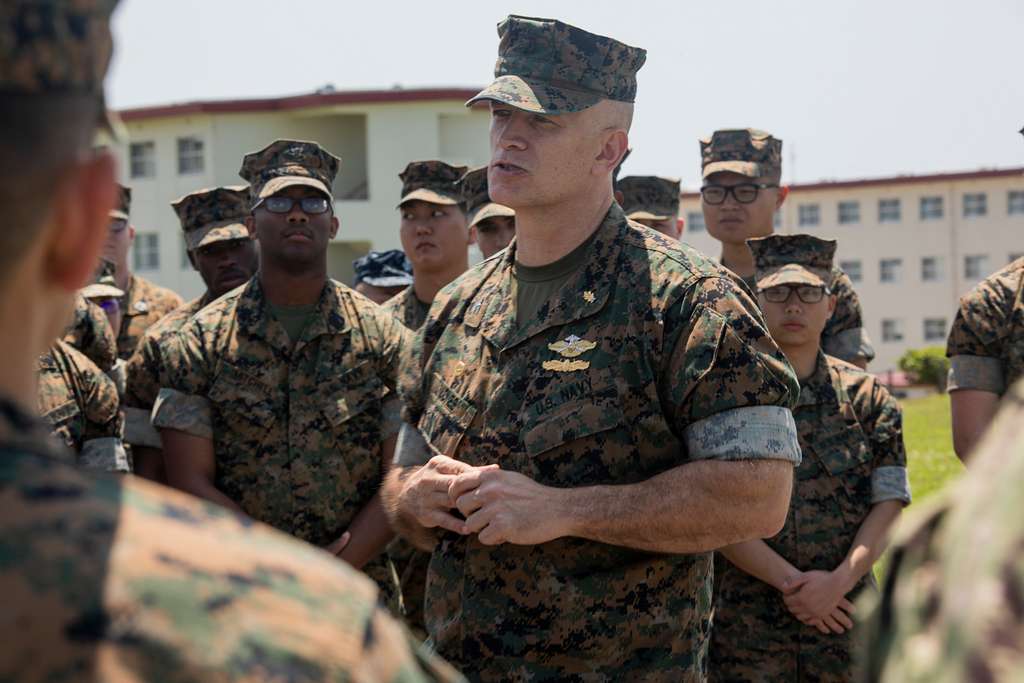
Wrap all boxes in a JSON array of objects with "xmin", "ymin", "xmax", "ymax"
[
  {"xmin": 108, "ymin": 219, "xmax": 128, "ymax": 233},
  {"xmin": 700, "ymin": 183, "xmax": 777, "ymax": 205},
  {"xmin": 262, "ymin": 196, "xmax": 330, "ymax": 215},
  {"xmin": 761, "ymin": 284, "xmax": 830, "ymax": 304}
]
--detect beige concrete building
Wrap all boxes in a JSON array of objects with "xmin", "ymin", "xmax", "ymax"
[
  {"xmin": 110, "ymin": 87, "xmax": 489, "ymax": 299},
  {"xmin": 680, "ymin": 167, "xmax": 1024, "ymax": 372}
]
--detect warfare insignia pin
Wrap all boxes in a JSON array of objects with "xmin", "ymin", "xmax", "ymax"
[
  {"xmin": 548, "ymin": 334, "xmax": 597, "ymax": 358},
  {"xmin": 583, "ymin": 291, "xmax": 596, "ymax": 303},
  {"xmin": 543, "ymin": 359, "xmax": 590, "ymax": 372},
  {"xmin": 134, "ymin": 300, "xmax": 148, "ymax": 313}
]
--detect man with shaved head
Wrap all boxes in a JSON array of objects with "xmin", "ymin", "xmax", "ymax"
[{"xmin": 384, "ymin": 14, "xmax": 802, "ymax": 681}]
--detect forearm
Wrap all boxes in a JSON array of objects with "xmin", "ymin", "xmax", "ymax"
[
  {"xmin": 834, "ymin": 500, "xmax": 903, "ymax": 592},
  {"xmin": 720, "ymin": 540, "xmax": 800, "ymax": 591},
  {"xmin": 132, "ymin": 445, "xmax": 165, "ymax": 482},
  {"xmin": 337, "ymin": 493, "xmax": 395, "ymax": 570},
  {"xmin": 171, "ymin": 472, "xmax": 246, "ymax": 515},
  {"xmin": 560, "ymin": 459, "xmax": 793, "ymax": 554},
  {"xmin": 381, "ymin": 467, "xmax": 440, "ymax": 552},
  {"xmin": 950, "ymin": 389, "xmax": 1000, "ymax": 461},
  {"xmin": 160, "ymin": 428, "xmax": 245, "ymax": 516}
]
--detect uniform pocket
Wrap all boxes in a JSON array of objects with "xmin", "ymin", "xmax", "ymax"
[
  {"xmin": 320, "ymin": 362, "xmax": 384, "ymax": 429},
  {"xmin": 209, "ymin": 362, "xmax": 277, "ymax": 431},
  {"xmin": 522, "ymin": 401, "xmax": 625, "ymax": 458}
]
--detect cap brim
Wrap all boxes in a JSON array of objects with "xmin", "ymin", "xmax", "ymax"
[
  {"xmin": 362, "ymin": 275, "xmax": 414, "ymax": 288},
  {"xmin": 756, "ymin": 265, "xmax": 828, "ymax": 290},
  {"xmin": 626, "ymin": 210, "xmax": 670, "ymax": 221},
  {"xmin": 702, "ymin": 161, "xmax": 764, "ymax": 179},
  {"xmin": 469, "ymin": 202, "xmax": 515, "ymax": 227},
  {"xmin": 466, "ymin": 74, "xmax": 603, "ymax": 115},
  {"xmin": 257, "ymin": 176, "xmax": 333, "ymax": 201},
  {"xmin": 109, "ymin": 210, "xmax": 129, "ymax": 220},
  {"xmin": 186, "ymin": 222, "xmax": 251, "ymax": 251},
  {"xmin": 81, "ymin": 284, "xmax": 124, "ymax": 299},
  {"xmin": 398, "ymin": 188, "xmax": 460, "ymax": 208}
]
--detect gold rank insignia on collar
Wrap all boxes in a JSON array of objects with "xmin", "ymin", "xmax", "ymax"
[
  {"xmin": 543, "ymin": 359, "xmax": 590, "ymax": 372},
  {"xmin": 548, "ymin": 334, "xmax": 597, "ymax": 358},
  {"xmin": 583, "ymin": 290, "xmax": 596, "ymax": 303}
]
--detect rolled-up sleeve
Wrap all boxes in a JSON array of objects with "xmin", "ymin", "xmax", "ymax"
[
  {"xmin": 684, "ymin": 405, "xmax": 801, "ymax": 464},
  {"xmin": 872, "ymin": 465, "xmax": 911, "ymax": 505},
  {"xmin": 864, "ymin": 378, "xmax": 912, "ymax": 505},
  {"xmin": 151, "ymin": 326, "xmax": 215, "ymax": 441},
  {"xmin": 152, "ymin": 388, "xmax": 213, "ymax": 440},
  {"xmin": 947, "ymin": 355, "xmax": 1004, "ymax": 394},
  {"xmin": 80, "ymin": 437, "xmax": 130, "ymax": 473}
]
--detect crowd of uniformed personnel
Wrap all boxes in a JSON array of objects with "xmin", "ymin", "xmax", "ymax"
[{"xmin": 3, "ymin": 2, "xmax": 1024, "ymax": 682}]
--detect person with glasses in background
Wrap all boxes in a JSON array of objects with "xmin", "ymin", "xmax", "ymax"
[
  {"xmin": 700, "ymin": 129, "xmax": 875, "ymax": 368},
  {"xmin": 154, "ymin": 140, "xmax": 410, "ymax": 609},
  {"xmin": 711, "ymin": 234, "xmax": 910, "ymax": 683}
]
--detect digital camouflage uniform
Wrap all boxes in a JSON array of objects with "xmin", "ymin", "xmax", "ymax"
[
  {"xmin": 123, "ymin": 185, "xmax": 252, "ymax": 448},
  {"xmin": 63, "ymin": 294, "xmax": 118, "ymax": 373},
  {"xmin": 36, "ymin": 339, "xmax": 129, "ymax": 473},
  {"xmin": 153, "ymin": 141, "xmax": 411, "ymax": 605},
  {"xmin": 458, "ymin": 165, "xmax": 515, "ymax": 231},
  {"xmin": 618, "ymin": 175, "xmax": 681, "ymax": 222},
  {"xmin": 945, "ymin": 256, "xmax": 1024, "ymax": 395},
  {"xmin": 711, "ymin": 232, "xmax": 910, "ymax": 683},
  {"xmin": 860, "ymin": 379, "xmax": 1024, "ymax": 682},
  {"xmin": 700, "ymin": 129, "xmax": 876, "ymax": 365},
  {"xmin": 382, "ymin": 285, "xmax": 431, "ymax": 331}
]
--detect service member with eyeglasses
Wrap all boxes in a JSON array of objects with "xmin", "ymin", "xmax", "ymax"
[
  {"xmin": 710, "ymin": 234, "xmax": 911, "ymax": 683},
  {"xmin": 699, "ymin": 128, "xmax": 876, "ymax": 368},
  {"xmin": 153, "ymin": 140, "xmax": 410, "ymax": 607}
]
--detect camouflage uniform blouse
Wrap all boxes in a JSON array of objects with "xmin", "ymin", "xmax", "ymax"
[
  {"xmin": 0, "ymin": 394, "xmax": 462, "ymax": 683},
  {"xmin": 36, "ymin": 340, "xmax": 128, "ymax": 473},
  {"xmin": 946, "ymin": 256, "xmax": 1024, "ymax": 395},
  {"xmin": 712, "ymin": 353, "xmax": 910, "ymax": 683},
  {"xmin": 401, "ymin": 205, "xmax": 801, "ymax": 681},
  {"xmin": 153, "ymin": 277, "xmax": 409, "ymax": 600},
  {"xmin": 116, "ymin": 273, "xmax": 184, "ymax": 360},
  {"xmin": 62, "ymin": 294, "xmax": 118, "ymax": 373},
  {"xmin": 382, "ymin": 285, "xmax": 431, "ymax": 331}
]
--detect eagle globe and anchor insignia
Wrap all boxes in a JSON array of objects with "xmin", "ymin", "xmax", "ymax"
[{"xmin": 543, "ymin": 334, "xmax": 597, "ymax": 372}]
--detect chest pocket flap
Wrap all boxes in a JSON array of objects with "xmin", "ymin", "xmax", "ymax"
[
  {"xmin": 320, "ymin": 362, "xmax": 385, "ymax": 428},
  {"xmin": 810, "ymin": 421, "xmax": 873, "ymax": 477},
  {"xmin": 419, "ymin": 373, "xmax": 477, "ymax": 456},
  {"xmin": 209, "ymin": 362, "xmax": 277, "ymax": 427},
  {"xmin": 523, "ymin": 400, "xmax": 625, "ymax": 458}
]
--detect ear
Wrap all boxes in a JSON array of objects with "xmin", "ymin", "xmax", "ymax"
[
  {"xmin": 776, "ymin": 186, "xmax": 790, "ymax": 210},
  {"xmin": 676, "ymin": 217, "xmax": 685, "ymax": 238},
  {"xmin": 127, "ymin": 224, "xmax": 136, "ymax": 244},
  {"xmin": 245, "ymin": 214, "xmax": 258, "ymax": 240},
  {"xmin": 597, "ymin": 130, "xmax": 629, "ymax": 177},
  {"xmin": 329, "ymin": 215, "xmax": 340, "ymax": 240},
  {"xmin": 468, "ymin": 224, "xmax": 478, "ymax": 246},
  {"xmin": 45, "ymin": 151, "xmax": 118, "ymax": 291},
  {"xmin": 826, "ymin": 293, "xmax": 837, "ymax": 320}
]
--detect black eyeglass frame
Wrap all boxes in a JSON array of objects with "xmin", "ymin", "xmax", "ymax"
[
  {"xmin": 700, "ymin": 182, "xmax": 778, "ymax": 205},
  {"xmin": 260, "ymin": 196, "xmax": 331, "ymax": 215},
  {"xmin": 759, "ymin": 284, "xmax": 832, "ymax": 304}
]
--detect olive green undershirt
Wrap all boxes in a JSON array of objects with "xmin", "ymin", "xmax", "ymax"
[
  {"xmin": 267, "ymin": 302, "xmax": 318, "ymax": 343},
  {"xmin": 513, "ymin": 227, "xmax": 600, "ymax": 328}
]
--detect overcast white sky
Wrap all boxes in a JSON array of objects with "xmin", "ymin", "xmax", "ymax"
[{"xmin": 108, "ymin": 0, "xmax": 1023, "ymax": 189}]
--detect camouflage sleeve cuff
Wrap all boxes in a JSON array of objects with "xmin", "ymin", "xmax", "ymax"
[
  {"xmin": 684, "ymin": 406, "xmax": 801, "ymax": 464},
  {"xmin": 394, "ymin": 423, "xmax": 432, "ymax": 468},
  {"xmin": 947, "ymin": 355, "xmax": 1004, "ymax": 394},
  {"xmin": 382, "ymin": 397, "xmax": 402, "ymax": 441},
  {"xmin": 823, "ymin": 327, "xmax": 876, "ymax": 364},
  {"xmin": 152, "ymin": 388, "xmax": 213, "ymax": 440},
  {"xmin": 107, "ymin": 359, "xmax": 127, "ymax": 399},
  {"xmin": 80, "ymin": 437, "xmax": 130, "ymax": 473},
  {"xmin": 871, "ymin": 465, "xmax": 911, "ymax": 505},
  {"xmin": 124, "ymin": 406, "xmax": 162, "ymax": 448}
]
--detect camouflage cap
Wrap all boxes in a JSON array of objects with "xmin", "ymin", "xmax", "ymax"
[
  {"xmin": 172, "ymin": 185, "xmax": 251, "ymax": 251},
  {"xmin": 352, "ymin": 249, "xmax": 413, "ymax": 288},
  {"xmin": 80, "ymin": 258, "xmax": 123, "ymax": 299},
  {"xmin": 619, "ymin": 175, "xmax": 681, "ymax": 221},
  {"xmin": 458, "ymin": 166, "xmax": 515, "ymax": 228},
  {"xmin": 0, "ymin": 0, "xmax": 121, "ymax": 133},
  {"xmin": 398, "ymin": 160, "xmax": 468, "ymax": 208},
  {"xmin": 110, "ymin": 184, "xmax": 131, "ymax": 220},
  {"xmin": 239, "ymin": 139, "xmax": 340, "ymax": 204},
  {"xmin": 701, "ymin": 129, "xmax": 782, "ymax": 182},
  {"xmin": 467, "ymin": 15, "xmax": 647, "ymax": 115},
  {"xmin": 748, "ymin": 234, "xmax": 836, "ymax": 290}
]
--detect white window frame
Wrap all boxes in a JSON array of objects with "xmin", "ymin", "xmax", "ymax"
[
  {"xmin": 963, "ymin": 193, "xmax": 987, "ymax": 218},
  {"xmin": 838, "ymin": 201, "xmax": 860, "ymax": 225},
  {"xmin": 133, "ymin": 232, "xmax": 160, "ymax": 271},
  {"xmin": 839, "ymin": 259, "xmax": 862, "ymax": 283},
  {"xmin": 1008, "ymin": 191, "xmax": 1024, "ymax": 216},
  {"xmin": 878, "ymin": 198, "xmax": 901, "ymax": 223},
  {"xmin": 129, "ymin": 141, "xmax": 156, "ymax": 179},
  {"xmin": 177, "ymin": 136, "xmax": 205, "ymax": 175},
  {"xmin": 964, "ymin": 254, "xmax": 990, "ymax": 280},
  {"xmin": 919, "ymin": 196, "xmax": 943, "ymax": 220},
  {"xmin": 798, "ymin": 204, "xmax": 820, "ymax": 227},
  {"xmin": 923, "ymin": 318, "xmax": 947, "ymax": 343},
  {"xmin": 921, "ymin": 256, "xmax": 943, "ymax": 283},
  {"xmin": 880, "ymin": 258, "xmax": 902, "ymax": 284},
  {"xmin": 882, "ymin": 319, "xmax": 904, "ymax": 343},
  {"xmin": 686, "ymin": 211, "xmax": 705, "ymax": 233}
]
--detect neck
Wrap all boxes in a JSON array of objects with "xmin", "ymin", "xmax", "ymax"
[
  {"xmin": 114, "ymin": 262, "xmax": 131, "ymax": 291},
  {"xmin": 413, "ymin": 260, "xmax": 466, "ymax": 305},
  {"xmin": 513, "ymin": 189, "xmax": 613, "ymax": 267},
  {"xmin": 781, "ymin": 343, "xmax": 821, "ymax": 382},
  {"xmin": 259, "ymin": 264, "xmax": 327, "ymax": 306},
  {"xmin": 720, "ymin": 241, "xmax": 755, "ymax": 278}
]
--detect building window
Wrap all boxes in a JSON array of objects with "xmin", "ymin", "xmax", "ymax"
[
  {"xmin": 964, "ymin": 254, "xmax": 990, "ymax": 280},
  {"xmin": 686, "ymin": 211, "xmax": 705, "ymax": 232},
  {"xmin": 798, "ymin": 204, "xmax": 820, "ymax": 227},
  {"xmin": 129, "ymin": 141, "xmax": 156, "ymax": 179},
  {"xmin": 963, "ymin": 193, "xmax": 987, "ymax": 218},
  {"xmin": 839, "ymin": 259, "xmax": 862, "ymax": 283},
  {"xmin": 880, "ymin": 258, "xmax": 902, "ymax": 283},
  {"xmin": 133, "ymin": 233, "xmax": 160, "ymax": 271},
  {"xmin": 177, "ymin": 136, "xmax": 205, "ymax": 175},
  {"xmin": 838, "ymin": 201, "xmax": 860, "ymax": 224},
  {"xmin": 920, "ymin": 196, "xmax": 944, "ymax": 220},
  {"xmin": 924, "ymin": 318, "xmax": 947, "ymax": 342},
  {"xmin": 878, "ymin": 198, "xmax": 901, "ymax": 223},
  {"xmin": 882, "ymin": 319, "xmax": 904, "ymax": 343},
  {"xmin": 1008, "ymin": 191, "xmax": 1024, "ymax": 215},
  {"xmin": 921, "ymin": 256, "xmax": 943, "ymax": 282}
]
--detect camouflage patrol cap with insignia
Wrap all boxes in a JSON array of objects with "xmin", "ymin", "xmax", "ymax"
[
  {"xmin": 458, "ymin": 166, "xmax": 515, "ymax": 228},
  {"xmin": 110, "ymin": 184, "xmax": 131, "ymax": 220},
  {"xmin": 701, "ymin": 128, "xmax": 782, "ymax": 183},
  {"xmin": 398, "ymin": 160, "xmax": 468, "ymax": 208},
  {"xmin": 467, "ymin": 15, "xmax": 647, "ymax": 115},
  {"xmin": 81, "ymin": 258, "xmax": 123, "ymax": 299},
  {"xmin": 172, "ymin": 185, "xmax": 251, "ymax": 251},
  {"xmin": 239, "ymin": 139, "xmax": 340, "ymax": 206},
  {"xmin": 748, "ymin": 234, "xmax": 836, "ymax": 291},
  {"xmin": 619, "ymin": 176, "xmax": 681, "ymax": 221}
]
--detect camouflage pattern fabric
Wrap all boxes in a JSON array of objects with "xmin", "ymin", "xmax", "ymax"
[
  {"xmin": 116, "ymin": 273, "xmax": 185, "ymax": 360},
  {"xmin": 399, "ymin": 160, "xmax": 467, "ymax": 207},
  {"xmin": 700, "ymin": 128, "xmax": 783, "ymax": 182},
  {"xmin": 400, "ymin": 204, "xmax": 801, "ymax": 680},
  {"xmin": 749, "ymin": 234, "xmax": 836, "ymax": 290},
  {"xmin": 945, "ymin": 256, "xmax": 1024, "ymax": 394},
  {"xmin": 458, "ymin": 166, "xmax": 515, "ymax": 228},
  {"xmin": 172, "ymin": 185, "xmax": 251, "ymax": 251},
  {"xmin": 0, "ymin": 395, "xmax": 463, "ymax": 683},
  {"xmin": 467, "ymin": 15, "xmax": 647, "ymax": 114},
  {"xmin": 153, "ymin": 277, "xmax": 409, "ymax": 605},
  {"xmin": 81, "ymin": 256, "xmax": 123, "ymax": 299},
  {"xmin": 239, "ymin": 139, "xmax": 340, "ymax": 202},
  {"xmin": 63, "ymin": 294, "xmax": 118, "ymax": 373},
  {"xmin": 382, "ymin": 286, "xmax": 431, "ymax": 333},
  {"xmin": 111, "ymin": 183, "xmax": 131, "ymax": 220},
  {"xmin": 859, "ymin": 378, "xmax": 1024, "ymax": 682},
  {"xmin": 618, "ymin": 175, "xmax": 680, "ymax": 221},
  {"xmin": 712, "ymin": 353, "xmax": 910, "ymax": 682},
  {"xmin": 354, "ymin": 249, "xmax": 414, "ymax": 288},
  {"xmin": 36, "ymin": 340, "xmax": 128, "ymax": 473}
]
